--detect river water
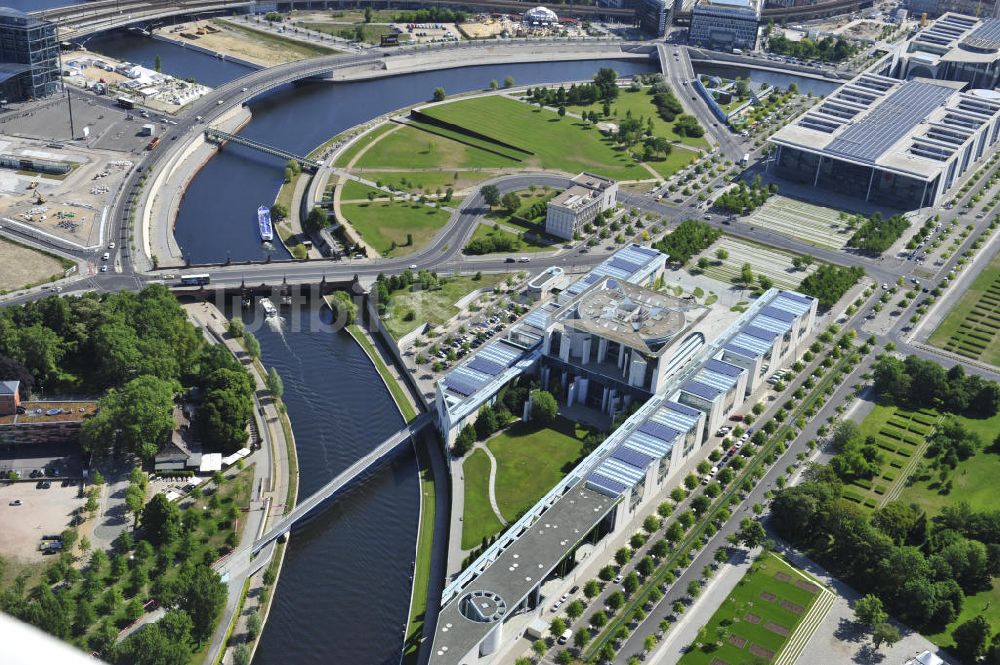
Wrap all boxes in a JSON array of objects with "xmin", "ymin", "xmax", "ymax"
[{"xmin": 85, "ymin": 32, "xmax": 830, "ymax": 665}]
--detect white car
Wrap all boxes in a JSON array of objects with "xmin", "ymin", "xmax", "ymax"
[
  {"xmin": 108, "ymin": 242, "xmax": 115, "ymax": 249},
  {"xmin": 102, "ymin": 252, "xmax": 109, "ymax": 261},
  {"xmin": 100, "ymin": 265, "xmax": 108, "ymax": 273}
]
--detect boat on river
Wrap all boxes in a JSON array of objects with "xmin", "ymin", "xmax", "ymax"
[{"xmin": 258, "ymin": 205, "xmax": 273, "ymax": 242}]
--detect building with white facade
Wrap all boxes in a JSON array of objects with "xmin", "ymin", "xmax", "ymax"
[
  {"xmin": 544, "ymin": 172, "xmax": 618, "ymax": 240},
  {"xmin": 688, "ymin": 0, "xmax": 761, "ymax": 51}
]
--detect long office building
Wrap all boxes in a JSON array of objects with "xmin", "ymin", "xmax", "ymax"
[
  {"xmin": 430, "ymin": 244, "xmax": 817, "ymax": 665},
  {"xmin": 901, "ymin": 12, "xmax": 1000, "ymax": 90},
  {"xmin": 688, "ymin": 0, "xmax": 761, "ymax": 51},
  {"xmin": 768, "ymin": 70, "xmax": 1000, "ymax": 208},
  {"xmin": 0, "ymin": 7, "xmax": 58, "ymax": 102}
]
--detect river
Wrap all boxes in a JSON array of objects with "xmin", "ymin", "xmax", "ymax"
[{"xmin": 87, "ymin": 31, "xmax": 830, "ymax": 665}]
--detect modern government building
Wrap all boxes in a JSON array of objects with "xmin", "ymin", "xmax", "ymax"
[
  {"xmin": 688, "ymin": 0, "xmax": 761, "ymax": 52},
  {"xmin": 768, "ymin": 12, "xmax": 1000, "ymax": 209},
  {"xmin": 0, "ymin": 7, "xmax": 58, "ymax": 103},
  {"xmin": 430, "ymin": 245, "xmax": 817, "ymax": 664}
]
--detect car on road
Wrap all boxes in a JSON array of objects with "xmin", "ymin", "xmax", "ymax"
[
  {"xmin": 517, "ymin": 257, "xmax": 530, "ymax": 263},
  {"xmin": 102, "ymin": 252, "xmax": 109, "ymax": 261},
  {"xmin": 8, "ymin": 499, "xmax": 22, "ymax": 506},
  {"xmin": 108, "ymin": 242, "xmax": 115, "ymax": 249},
  {"xmin": 558, "ymin": 629, "xmax": 572, "ymax": 645},
  {"xmin": 613, "ymin": 573, "xmax": 624, "ymax": 584},
  {"xmin": 100, "ymin": 265, "xmax": 108, "ymax": 272},
  {"xmin": 409, "ymin": 264, "xmax": 417, "ymax": 269},
  {"xmin": 505, "ymin": 257, "xmax": 516, "ymax": 263}
]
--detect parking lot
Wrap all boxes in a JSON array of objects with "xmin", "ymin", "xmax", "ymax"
[
  {"xmin": 0, "ymin": 442, "xmax": 83, "ymax": 480},
  {"xmin": 0, "ymin": 479, "xmax": 83, "ymax": 561}
]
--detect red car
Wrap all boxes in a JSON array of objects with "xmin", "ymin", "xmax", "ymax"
[{"xmin": 729, "ymin": 414, "xmax": 744, "ymax": 422}]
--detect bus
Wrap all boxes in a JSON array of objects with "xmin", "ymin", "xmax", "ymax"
[
  {"xmin": 116, "ymin": 96, "xmax": 136, "ymax": 110},
  {"xmin": 179, "ymin": 274, "xmax": 210, "ymax": 286}
]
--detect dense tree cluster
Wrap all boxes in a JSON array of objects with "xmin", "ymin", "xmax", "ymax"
[
  {"xmin": 0, "ymin": 287, "xmax": 254, "ymax": 458},
  {"xmin": 797, "ymin": 264, "xmax": 864, "ymax": 309},
  {"xmin": 714, "ymin": 177, "xmax": 776, "ymax": 214},
  {"xmin": 848, "ymin": 212, "xmax": 911, "ymax": 254},
  {"xmin": 653, "ymin": 220, "xmax": 722, "ymax": 266},
  {"xmin": 327, "ymin": 291, "xmax": 357, "ymax": 326},
  {"xmin": 873, "ymin": 356, "xmax": 1000, "ymax": 418},
  {"xmin": 465, "ymin": 231, "xmax": 522, "ymax": 255},
  {"xmin": 649, "ymin": 87, "xmax": 683, "ymax": 122},
  {"xmin": 391, "ymin": 7, "xmax": 466, "ymax": 22},
  {"xmin": 766, "ymin": 34, "xmax": 857, "ymax": 62},
  {"xmin": 374, "ymin": 269, "xmax": 442, "ymax": 314},
  {"xmin": 526, "ymin": 68, "xmax": 619, "ymax": 109},
  {"xmin": 452, "ymin": 378, "xmax": 535, "ymax": 457}
]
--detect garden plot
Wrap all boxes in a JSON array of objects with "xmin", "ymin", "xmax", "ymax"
[
  {"xmin": 746, "ymin": 196, "xmax": 852, "ymax": 250},
  {"xmin": 692, "ymin": 236, "xmax": 817, "ymax": 290},
  {"xmin": 929, "ymin": 252, "xmax": 1000, "ymax": 366}
]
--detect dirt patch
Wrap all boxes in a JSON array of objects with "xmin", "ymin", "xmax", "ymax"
[
  {"xmin": 781, "ymin": 599, "xmax": 805, "ymax": 615},
  {"xmin": 795, "ymin": 579, "xmax": 820, "ymax": 594},
  {"xmin": 728, "ymin": 634, "xmax": 748, "ymax": 648},
  {"xmin": 745, "ymin": 613, "xmax": 761, "ymax": 624},
  {"xmin": 157, "ymin": 19, "xmax": 340, "ymax": 68},
  {"xmin": 774, "ymin": 571, "xmax": 792, "ymax": 582},
  {"xmin": 749, "ymin": 644, "xmax": 776, "ymax": 661},
  {"xmin": 760, "ymin": 591, "xmax": 776, "ymax": 602},
  {"xmin": 765, "ymin": 622, "xmax": 790, "ymax": 637},
  {"xmin": 709, "ymin": 659, "xmax": 730, "ymax": 665},
  {"xmin": 0, "ymin": 481, "xmax": 84, "ymax": 561},
  {"xmin": 0, "ymin": 238, "xmax": 67, "ymax": 293}
]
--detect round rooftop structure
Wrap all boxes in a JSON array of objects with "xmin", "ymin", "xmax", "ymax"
[
  {"xmin": 575, "ymin": 281, "xmax": 687, "ymax": 350},
  {"xmin": 523, "ymin": 6, "xmax": 558, "ymax": 24},
  {"xmin": 459, "ymin": 590, "xmax": 507, "ymax": 623},
  {"xmin": 970, "ymin": 88, "xmax": 1000, "ymax": 100}
]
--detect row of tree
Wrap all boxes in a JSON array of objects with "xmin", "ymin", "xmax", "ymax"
[
  {"xmin": 766, "ymin": 34, "xmax": 858, "ymax": 62},
  {"xmin": 714, "ymin": 178, "xmax": 776, "ymax": 215},
  {"xmin": 848, "ymin": 212, "xmax": 911, "ymax": 254},
  {"xmin": 872, "ymin": 355, "xmax": 1000, "ymax": 418},
  {"xmin": 452, "ymin": 381, "xmax": 542, "ymax": 457},
  {"xmin": 653, "ymin": 220, "xmax": 722, "ymax": 266},
  {"xmin": 797, "ymin": 264, "xmax": 864, "ymax": 309}
]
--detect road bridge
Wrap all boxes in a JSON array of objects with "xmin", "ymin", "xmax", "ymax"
[{"xmin": 204, "ymin": 128, "xmax": 322, "ymax": 171}]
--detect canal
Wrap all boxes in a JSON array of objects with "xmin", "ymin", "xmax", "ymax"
[{"xmin": 82, "ymin": 32, "xmax": 827, "ymax": 665}]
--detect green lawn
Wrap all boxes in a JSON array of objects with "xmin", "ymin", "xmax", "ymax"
[
  {"xmin": 420, "ymin": 96, "xmax": 653, "ymax": 180},
  {"xmin": 340, "ymin": 179, "xmax": 386, "ymax": 201},
  {"xmin": 346, "ymin": 324, "xmax": 417, "ymax": 421},
  {"xmin": 354, "ymin": 123, "xmax": 516, "ymax": 171},
  {"xmin": 333, "ymin": 123, "xmax": 398, "ymax": 168},
  {"xmin": 404, "ymin": 439, "xmax": 436, "ymax": 657},
  {"xmin": 898, "ymin": 410, "xmax": 1000, "ymax": 515},
  {"xmin": 566, "ymin": 87, "xmax": 710, "ymax": 150},
  {"xmin": 462, "ymin": 449, "xmax": 504, "ymax": 549},
  {"xmin": 465, "ymin": 222, "xmax": 557, "ymax": 255},
  {"xmin": 384, "ymin": 274, "xmax": 505, "ymax": 339},
  {"xmin": 678, "ymin": 552, "xmax": 824, "ymax": 665},
  {"xmin": 488, "ymin": 417, "xmax": 589, "ymax": 523},
  {"xmin": 928, "ymin": 250, "xmax": 1000, "ymax": 366},
  {"xmin": 339, "ymin": 197, "xmax": 451, "ymax": 256},
  {"xmin": 363, "ymin": 170, "xmax": 494, "ymax": 195},
  {"xmin": 296, "ymin": 21, "xmax": 406, "ymax": 44}
]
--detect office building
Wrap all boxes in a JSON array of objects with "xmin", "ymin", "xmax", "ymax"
[
  {"xmin": 637, "ymin": 0, "xmax": 671, "ymax": 37},
  {"xmin": 0, "ymin": 7, "xmax": 58, "ymax": 102},
  {"xmin": 688, "ymin": 0, "xmax": 761, "ymax": 51},
  {"xmin": 907, "ymin": 0, "xmax": 1000, "ymax": 19},
  {"xmin": 901, "ymin": 12, "xmax": 1000, "ymax": 89},
  {"xmin": 769, "ymin": 70, "xmax": 1000, "ymax": 208},
  {"xmin": 544, "ymin": 172, "xmax": 618, "ymax": 240}
]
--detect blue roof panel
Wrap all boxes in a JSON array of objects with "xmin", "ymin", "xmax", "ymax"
[
  {"xmin": 665, "ymin": 401, "xmax": 701, "ymax": 418},
  {"xmin": 724, "ymin": 343, "xmax": 760, "ymax": 359},
  {"xmin": 682, "ymin": 380, "xmax": 722, "ymax": 400},
  {"xmin": 760, "ymin": 305, "xmax": 796, "ymax": 322},
  {"xmin": 705, "ymin": 358, "xmax": 743, "ymax": 377},
  {"xmin": 613, "ymin": 445, "xmax": 655, "ymax": 469},
  {"xmin": 587, "ymin": 472, "xmax": 628, "ymax": 496},
  {"xmin": 742, "ymin": 324, "xmax": 779, "ymax": 341},
  {"xmin": 467, "ymin": 356, "xmax": 505, "ymax": 376},
  {"xmin": 639, "ymin": 420, "xmax": 683, "ymax": 442}
]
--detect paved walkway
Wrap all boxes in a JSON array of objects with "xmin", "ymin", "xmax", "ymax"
[{"xmin": 479, "ymin": 442, "xmax": 507, "ymax": 527}]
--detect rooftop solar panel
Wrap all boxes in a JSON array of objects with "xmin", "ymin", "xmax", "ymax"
[
  {"xmin": 742, "ymin": 324, "xmax": 779, "ymax": 341},
  {"xmin": 467, "ymin": 356, "xmax": 505, "ymax": 376},
  {"xmin": 777, "ymin": 291, "xmax": 814, "ymax": 306},
  {"xmin": 639, "ymin": 420, "xmax": 682, "ymax": 442},
  {"xmin": 759, "ymin": 305, "xmax": 796, "ymax": 322},
  {"xmin": 587, "ymin": 472, "xmax": 627, "ymax": 497},
  {"xmin": 613, "ymin": 445, "xmax": 655, "ymax": 469},
  {"xmin": 630, "ymin": 245, "xmax": 661, "ymax": 258},
  {"xmin": 445, "ymin": 374, "xmax": 481, "ymax": 397},
  {"xmin": 665, "ymin": 401, "xmax": 701, "ymax": 418},
  {"xmin": 609, "ymin": 257, "xmax": 640, "ymax": 273},
  {"xmin": 682, "ymin": 380, "xmax": 722, "ymax": 400},
  {"xmin": 724, "ymin": 343, "xmax": 759, "ymax": 359},
  {"xmin": 825, "ymin": 80, "xmax": 956, "ymax": 164},
  {"xmin": 705, "ymin": 358, "xmax": 744, "ymax": 377}
]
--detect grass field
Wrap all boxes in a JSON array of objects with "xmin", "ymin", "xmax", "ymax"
[
  {"xmin": 691, "ymin": 236, "xmax": 817, "ymax": 291},
  {"xmin": 566, "ymin": 87, "xmax": 711, "ymax": 150},
  {"xmin": 296, "ymin": 21, "xmax": 405, "ymax": 44},
  {"xmin": 466, "ymin": 222, "xmax": 557, "ymax": 255},
  {"xmin": 844, "ymin": 405, "xmax": 941, "ymax": 510},
  {"xmin": 354, "ymin": 123, "xmax": 515, "ymax": 170},
  {"xmin": 462, "ymin": 449, "xmax": 504, "ymax": 549},
  {"xmin": 404, "ymin": 439, "xmax": 436, "ymax": 657},
  {"xmin": 898, "ymin": 410, "xmax": 1000, "ymax": 515},
  {"xmin": 746, "ymin": 196, "xmax": 853, "ymax": 250},
  {"xmin": 421, "ymin": 96, "xmax": 655, "ymax": 180},
  {"xmin": 678, "ymin": 552, "xmax": 825, "ymax": 665},
  {"xmin": 487, "ymin": 417, "xmax": 589, "ymax": 523},
  {"xmin": 0, "ymin": 237, "xmax": 73, "ymax": 294},
  {"xmin": 340, "ymin": 196, "xmax": 451, "ymax": 256},
  {"xmin": 928, "ymin": 250, "xmax": 1000, "ymax": 366},
  {"xmin": 362, "ymin": 170, "xmax": 494, "ymax": 195},
  {"xmin": 213, "ymin": 20, "xmax": 341, "ymax": 61},
  {"xmin": 333, "ymin": 123, "xmax": 398, "ymax": 168},
  {"xmin": 385, "ymin": 274, "xmax": 504, "ymax": 339}
]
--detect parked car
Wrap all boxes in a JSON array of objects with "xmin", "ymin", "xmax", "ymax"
[{"xmin": 9, "ymin": 499, "xmax": 22, "ymax": 506}]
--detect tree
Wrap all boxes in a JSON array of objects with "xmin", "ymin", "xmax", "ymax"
[
  {"xmin": 872, "ymin": 622, "xmax": 901, "ymax": 652},
  {"xmin": 566, "ymin": 599, "xmax": 585, "ymax": 619},
  {"xmin": 110, "ymin": 610, "xmax": 192, "ymax": 665},
  {"xmin": 736, "ymin": 519, "xmax": 766, "ymax": 549},
  {"xmin": 242, "ymin": 332, "xmax": 260, "ymax": 360},
  {"xmin": 199, "ymin": 368, "xmax": 254, "ymax": 454},
  {"xmin": 227, "ymin": 317, "xmax": 245, "ymax": 338},
  {"xmin": 154, "ymin": 55, "xmax": 162, "ymax": 73},
  {"xmin": 481, "ymin": 184, "xmax": 501, "ymax": 208},
  {"xmin": 574, "ymin": 627, "xmax": 591, "ymax": 650},
  {"xmin": 304, "ymin": 206, "xmax": 328, "ymax": 233},
  {"xmin": 715, "ymin": 248, "xmax": 729, "ymax": 263},
  {"xmin": 530, "ymin": 390, "xmax": 557, "ymax": 425},
  {"xmin": 740, "ymin": 262, "xmax": 754, "ymax": 287},
  {"xmin": 432, "ymin": 87, "xmax": 446, "ymax": 102},
  {"xmin": 550, "ymin": 616, "xmax": 567, "ymax": 637},
  {"xmin": 364, "ymin": 6, "xmax": 373, "ymax": 22},
  {"xmin": 124, "ymin": 483, "xmax": 146, "ymax": 526},
  {"xmin": 266, "ymin": 367, "xmax": 283, "ymax": 399},
  {"xmin": 854, "ymin": 594, "xmax": 887, "ymax": 629},
  {"xmin": 504, "ymin": 75, "xmax": 515, "ymax": 89},
  {"xmin": 584, "ymin": 579, "xmax": 600, "ymax": 598},
  {"xmin": 270, "ymin": 202, "xmax": 289, "ymax": 221},
  {"xmin": 178, "ymin": 565, "xmax": 226, "ymax": 643},
  {"xmin": 623, "ymin": 571, "xmax": 640, "ymax": 595},
  {"xmin": 501, "ymin": 191, "xmax": 521, "ymax": 214},
  {"xmin": 141, "ymin": 494, "xmax": 181, "ymax": 547},
  {"xmin": 590, "ymin": 610, "xmax": 608, "ymax": 628},
  {"xmin": 81, "ymin": 375, "xmax": 177, "ymax": 461},
  {"xmin": 533, "ymin": 639, "xmax": 547, "ymax": 658},
  {"xmin": 953, "ymin": 615, "xmax": 991, "ymax": 662},
  {"xmin": 607, "ymin": 590, "xmax": 625, "ymax": 611}
]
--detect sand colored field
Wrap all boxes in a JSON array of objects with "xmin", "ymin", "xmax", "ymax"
[
  {"xmin": 0, "ymin": 238, "xmax": 68, "ymax": 292},
  {"xmin": 157, "ymin": 20, "xmax": 339, "ymax": 68}
]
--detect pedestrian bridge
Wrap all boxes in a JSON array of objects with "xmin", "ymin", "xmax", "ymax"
[
  {"xmin": 251, "ymin": 411, "xmax": 433, "ymax": 555},
  {"xmin": 204, "ymin": 128, "xmax": 322, "ymax": 172}
]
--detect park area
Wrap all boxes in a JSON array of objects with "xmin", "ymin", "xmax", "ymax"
[
  {"xmin": 690, "ymin": 236, "xmax": 817, "ymax": 291},
  {"xmin": 928, "ymin": 252, "xmax": 1000, "ymax": 366},
  {"xmin": 678, "ymin": 552, "xmax": 828, "ymax": 665},
  {"xmin": 745, "ymin": 197, "xmax": 852, "ymax": 250},
  {"xmin": 844, "ymin": 405, "xmax": 941, "ymax": 510},
  {"xmin": 338, "ymin": 180, "xmax": 452, "ymax": 256},
  {"xmin": 466, "ymin": 188, "xmax": 564, "ymax": 255},
  {"xmin": 461, "ymin": 417, "xmax": 590, "ymax": 548},
  {"xmin": 0, "ymin": 237, "xmax": 73, "ymax": 294},
  {"xmin": 384, "ymin": 273, "xmax": 504, "ymax": 339}
]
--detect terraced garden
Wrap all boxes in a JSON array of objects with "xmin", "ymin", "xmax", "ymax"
[
  {"xmin": 678, "ymin": 552, "xmax": 831, "ymax": 665},
  {"xmin": 928, "ymin": 251, "xmax": 1000, "ymax": 366},
  {"xmin": 746, "ymin": 197, "xmax": 853, "ymax": 250},
  {"xmin": 846, "ymin": 405, "xmax": 941, "ymax": 510},
  {"xmin": 690, "ymin": 236, "xmax": 817, "ymax": 290}
]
